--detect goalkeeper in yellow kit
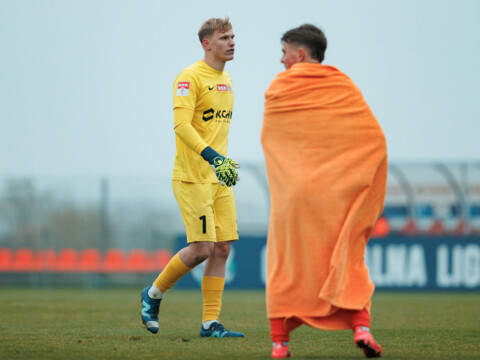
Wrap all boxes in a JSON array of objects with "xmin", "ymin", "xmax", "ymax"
[{"xmin": 140, "ymin": 16, "xmax": 244, "ymax": 338}]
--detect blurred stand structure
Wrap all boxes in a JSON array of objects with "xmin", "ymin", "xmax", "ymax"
[
  {"xmin": 0, "ymin": 162, "xmax": 479, "ymax": 288},
  {"xmin": 384, "ymin": 163, "xmax": 480, "ymax": 236}
]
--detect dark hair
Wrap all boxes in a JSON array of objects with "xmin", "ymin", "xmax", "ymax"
[
  {"xmin": 281, "ymin": 24, "xmax": 327, "ymax": 62},
  {"xmin": 198, "ymin": 17, "xmax": 232, "ymax": 43}
]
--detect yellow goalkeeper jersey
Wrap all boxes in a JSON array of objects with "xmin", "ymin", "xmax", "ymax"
[{"xmin": 172, "ymin": 60, "xmax": 234, "ymax": 183}]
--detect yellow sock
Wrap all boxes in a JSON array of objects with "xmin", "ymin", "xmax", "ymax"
[
  {"xmin": 202, "ymin": 276, "xmax": 225, "ymax": 322},
  {"xmin": 153, "ymin": 253, "xmax": 192, "ymax": 293}
]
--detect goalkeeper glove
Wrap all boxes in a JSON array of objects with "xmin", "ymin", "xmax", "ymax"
[{"xmin": 200, "ymin": 146, "xmax": 240, "ymax": 187}]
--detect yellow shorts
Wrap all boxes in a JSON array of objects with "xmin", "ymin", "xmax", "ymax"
[{"xmin": 172, "ymin": 180, "xmax": 239, "ymax": 243}]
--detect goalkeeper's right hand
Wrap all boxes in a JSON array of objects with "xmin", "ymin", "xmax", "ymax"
[{"xmin": 200, "ymin": 146, "xmax": 240, "ymax": 187}]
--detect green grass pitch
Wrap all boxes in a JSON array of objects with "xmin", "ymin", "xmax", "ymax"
[{"xmin": 0, "ymin": 288, "xmax": 479, "ymax": 359}]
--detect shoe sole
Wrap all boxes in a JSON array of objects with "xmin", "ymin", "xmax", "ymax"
[
  {"xmin": 356, "ymin": 339, "xmax": 382, "ymax": 358},
  {"xmin": 272, "ymin": 351, "xmax": 292, "ymax": 358},
  {"xmin": 200, "ymin": 333, "xmax": 245, "ymax": 338},
  {"xmin": 145, "ymin": 325, "xmax": 158, "ymax": 334}
]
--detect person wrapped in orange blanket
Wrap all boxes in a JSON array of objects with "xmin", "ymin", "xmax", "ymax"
[{"xmin": 261, "ymin": 24, "xmax": 387, "ymax": 359}]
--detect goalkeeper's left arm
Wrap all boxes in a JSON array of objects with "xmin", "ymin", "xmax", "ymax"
[{"xmin": 173, "ymin": 107, "xmax": 240, "ymax": 187}]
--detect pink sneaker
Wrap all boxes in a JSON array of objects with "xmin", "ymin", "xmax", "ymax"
[
  {"xmin": 272, "ymin": 342, "xmax": 292, "ymax": 358},
  {"xmin": 354, "ymin": 327, "xmax": 383, "ymax": 358}
]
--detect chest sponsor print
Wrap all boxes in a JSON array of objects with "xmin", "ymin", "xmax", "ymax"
[{"xmin": 207, "ymin": 84, "xmax": 233, "ymax": 93}]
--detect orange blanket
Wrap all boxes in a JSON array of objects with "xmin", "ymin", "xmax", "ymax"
[{"xmin": 262, "ymin": 63, "xmax": 387, "ymax": 331}]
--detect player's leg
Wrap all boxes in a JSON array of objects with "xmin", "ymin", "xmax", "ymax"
[
  {"xmin": 350, "ymin": 309, "xmax": 383, "ymax": 358},
  {"xmin": 202, "ymin": 240, "xmax": 230, "ymax": 323},
  {"xmin": 199, "ymin": 184, "xmax": 244, "ymax": 338},
  {"xmin": 270, "ymin": 318, "xmax": 293, "ymax": 358},
  {"xmin": 141, "ymin": 181, "xmax": 216, "ymax": 334}
]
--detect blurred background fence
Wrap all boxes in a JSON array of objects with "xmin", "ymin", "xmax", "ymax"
[{"xmin": 1, "ymin": 162, "xmax": 479, "ymax": 289}]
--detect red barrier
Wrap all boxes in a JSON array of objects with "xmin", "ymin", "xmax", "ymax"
[
  {"xmin": 126, "ymin": 249, "xmax": 153, "ymax": 273},
  {"xmin": 35, "ymin": 249, "xmax": 56, "ymax": 272},
  {"xmin": 80, "ymin": 248, "xmax": 101, "ymax": 272},
  {"xmin": 0, "ymin": 248, "xmax": 12, "ymax": 271},
  {"xmin": 12, "ymin": 248, "xmax": 35, "ymax": 272},
  {"xmin": 152, "ymin": 249, "xmax": 173, "ymax": 271},
  {"xmin": 401, "ymin": 219, "xmax": 420, "ymax": 235},
  {"xmin": 0, "ymin": 248, "xmax": 172, "ymax": 273},
  {"xmin": 372, "ymin": 217, "xmax": 390, "ymax": 238},
  {"xmin": 57, "ymin": 249, "xmax": 80, "ymax": 272},
  {"xmin": 426, "ymin": 220, "xmax": 447, "ymax": 235},
  {"xmin": 103, "ymin": 249, "xmax": 125, "ymax": 273}
]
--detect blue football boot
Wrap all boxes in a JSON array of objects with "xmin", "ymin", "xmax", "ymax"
[
  {"xmin": 200, "ymin": 321, "xmax": 244, "ymax": 338},
  {"xmin": 140, "ymin": 286, "xmax": 161, "ymax": 334}
]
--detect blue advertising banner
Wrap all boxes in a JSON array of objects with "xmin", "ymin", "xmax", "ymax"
[
  {"xmin": 175, "ymin": 235, "xmax": 480, "ymax": 290},
  {"xmin": 366, "ymin": 237, "xmax": 480, "ymax": 289}
]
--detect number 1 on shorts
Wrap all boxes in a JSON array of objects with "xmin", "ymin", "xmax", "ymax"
[{"xmin": 199, "ymin": 215, "xmax": 207, "ymax": 234}]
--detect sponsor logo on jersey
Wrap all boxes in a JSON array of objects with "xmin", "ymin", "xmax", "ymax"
[
  {"xmin": 202, "ymin": 108, "xmax": 214, "ymax": 121},
  {"xmin": 176, "ymin": 81, "xmax": 190, "ymax": 96},
  {"xmin": 202, "ymin": 108, "xmax": 233, "ymax": 122},
  {"xmin": 208, "ymin": 86, "xmax": 215, "ymax": 91},
  {"xmin": 217, "ymin": 84, "xmax": 228, "ymax": 92}
]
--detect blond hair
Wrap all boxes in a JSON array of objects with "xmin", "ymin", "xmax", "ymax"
[{"xmin": 198, "ymin": 17, "xmax": 232, "ymax": 42}]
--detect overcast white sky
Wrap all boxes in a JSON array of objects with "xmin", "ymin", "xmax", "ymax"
[{"xmin": 1, "ymin": 0, "xmax": 479, "ymax": 177}]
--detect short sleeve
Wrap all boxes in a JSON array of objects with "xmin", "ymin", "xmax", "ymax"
[{"xmin": 173, "ymin": 70, "xmax": 199, "ymax": 111}]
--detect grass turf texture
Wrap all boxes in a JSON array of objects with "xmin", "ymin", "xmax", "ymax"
[{"xmin": 0, "ymin": 289, "xmax": 478, "ymax": 359}]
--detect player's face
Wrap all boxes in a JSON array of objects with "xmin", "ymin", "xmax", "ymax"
[
  {"xmin": 209, "ymin": 29, "xmax": 235, "ymax": 62},
  {"xmin": 281, "ymin": 42, "xmax": 300, "ymax": 70}
]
